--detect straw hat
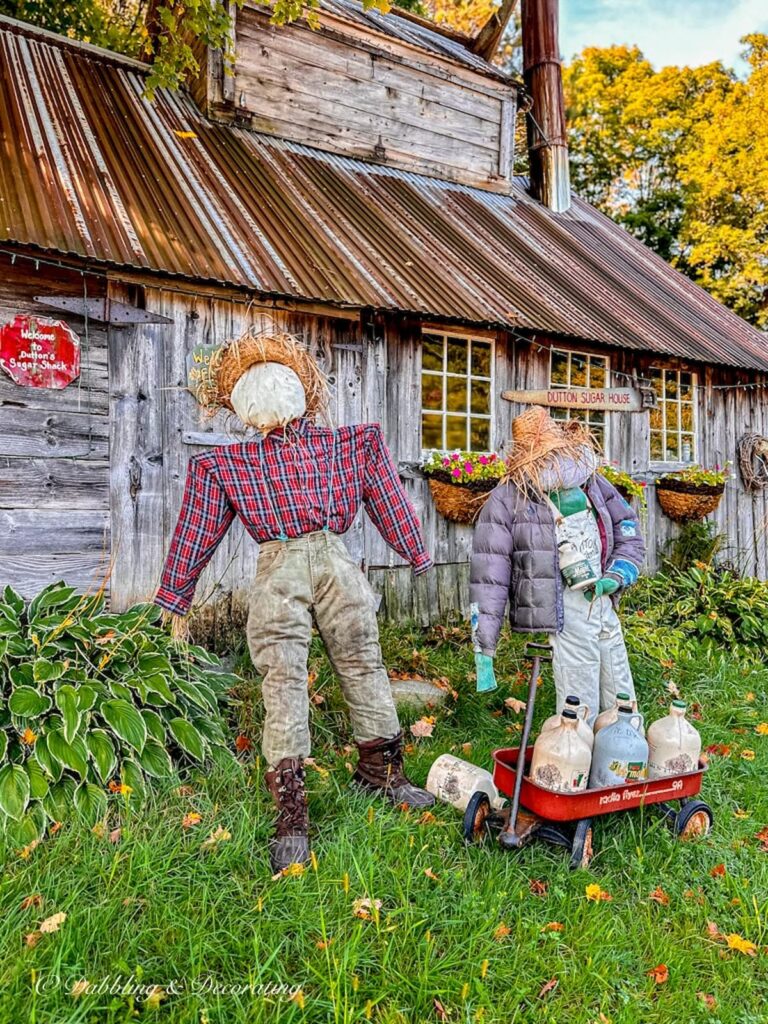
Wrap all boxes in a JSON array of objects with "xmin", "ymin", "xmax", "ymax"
[
  {"xmin": 211, "ymin": 327, "xmax": 329, "ymax": 416},
  {"xmin": 503, "ymin": 406, "xmax": 596, "ymax": 492}
]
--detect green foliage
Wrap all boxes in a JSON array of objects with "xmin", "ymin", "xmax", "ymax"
[
  {"xmin": 0, "ymin": 582, "xmax": 236, "ymax": 843},
  {"xmin": 662, "ymin": 520, "xmax": 725, "ymax": 572},
  {"xmin": 598, "ymin": 464, "xmax": 647, "ymax": 502},
  {"xmin": 657, "ymin": 463, "xmax": 731, "ymax": 488}
]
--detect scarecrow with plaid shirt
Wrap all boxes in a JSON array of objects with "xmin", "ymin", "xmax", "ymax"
[{"xmin": 155, "ymin": 329, "xmax": 435, "ymax": 872}]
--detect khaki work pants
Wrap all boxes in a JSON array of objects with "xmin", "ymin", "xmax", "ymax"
[{"xmin": 246, "ymin": 530, "xmax": 401, "ymax": 767}]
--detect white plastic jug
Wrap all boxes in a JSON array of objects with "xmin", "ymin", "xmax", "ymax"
[
  {"xmin": 530, "ymin": 709, "xmax": 592, "ymax": 793},
  {"xmin": 541, "ymin": 695, "xmax": 594, "ymax": 750},
  {"xmin": 647, "ymin": 700, "xmax": 701, "ymax": 778},
  {"xmin": 589, "ymin": 705, "xmax": 648, "ymax": 787},
  {"xmin": 558, "ymin": 540, "xmax": 601, "ymax": 591},
  {"xmin": 594, "ymin": 692, "xmax": 644, "ymax": 736},
  {"xmin": 426, "ymin": 754, "xmax": 505, "ymax": 811}
]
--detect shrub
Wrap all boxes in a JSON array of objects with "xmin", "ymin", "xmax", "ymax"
[{"xmin": 0, "ymin": 582, "xmax": 237, "ymax": 845}]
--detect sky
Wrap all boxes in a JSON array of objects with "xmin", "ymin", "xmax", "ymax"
[{"xmin": 560, "ymin": 0, "xmax": 768, "ymax": 71}]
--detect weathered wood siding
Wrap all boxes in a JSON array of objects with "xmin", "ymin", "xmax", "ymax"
[
  {"xmin": 0, "ymin": 265, "xmax": 110, "ymax": 596},
  {"xmin": 230, "ymin": 5, "xmax": 516, "ymax": 187}
]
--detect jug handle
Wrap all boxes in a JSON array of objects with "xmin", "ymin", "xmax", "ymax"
[
  {"xmin": 576, "ymin": 705, "xmax": 590, "ymax": 723},
  {"xmin": 629, "ymin": 713, "xmax": 643, "ymax": 732}
]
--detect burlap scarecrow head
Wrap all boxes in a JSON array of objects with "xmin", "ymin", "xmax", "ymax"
[
  {"xmin": 504, "ymin": 406, "xmax": 599, "ymax": 494},
  {"xmin": 213, "ymin": 328, "xmax": 329, "ymax": 433}
]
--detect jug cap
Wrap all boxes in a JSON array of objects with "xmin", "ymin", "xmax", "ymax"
[
  {"xmin": 616, "ymin": 691, "xmax": 631, "ymax": 702},
  {"xmin": 565, "ymin": 695, "xmax": 580, "ymax": 706},
  {"xmin": 561, "ymin": 709, "xmax": 578, "ymax": 721},
  {"xmin": 672, "ymin": 699, "xmax": 687, "ymax": 711}
]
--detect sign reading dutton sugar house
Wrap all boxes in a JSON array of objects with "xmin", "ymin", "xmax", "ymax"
[
  {"xmin": 0, "ymin": 314, "xmax": 81, "ymax": 389},
  {"xmin": 501, "ymin": 386, "xmax": 648, "ymax": 413}
]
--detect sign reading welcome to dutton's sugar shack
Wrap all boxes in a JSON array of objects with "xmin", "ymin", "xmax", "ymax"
[
  {"xmin": 0, "ymin": 314, "xmax": 81, "ymax": 389},
  {"xmin": 501, "ymin": 387, "xmax": 645, "ymax": 413}
]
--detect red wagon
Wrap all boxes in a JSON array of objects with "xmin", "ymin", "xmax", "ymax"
[{"xmin": 463, "ymin": 644, "xmax": 713, "ymax": 869}]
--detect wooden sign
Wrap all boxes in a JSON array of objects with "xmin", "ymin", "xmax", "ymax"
[
  {"xmin": 0, "ymin": 314, "xmax": 80, "ymax": 389},
  {"xmin": 186, "ymin": 344, "xmax": 221, "ymax": 406},
  {"xmin": 501, "ymin": 387, "xmax": 645, "ymax": 413}
]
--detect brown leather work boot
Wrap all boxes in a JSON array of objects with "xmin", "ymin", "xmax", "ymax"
[
  {"xmin": 264, "ymin": 757, "xmax": 311, "ymax": 873},
  {"xmin": 352, "ymin": 731, "xmax": 435, "ymax": 808}
]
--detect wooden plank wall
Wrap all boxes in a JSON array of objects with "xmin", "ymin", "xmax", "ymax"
[
  {"xmin": 233, "ymin": 7, "xmax": 515, "ymax": 187},
  {"xmin": 0, "ymin": 262, "xmax": 111, "ymax": 596}
]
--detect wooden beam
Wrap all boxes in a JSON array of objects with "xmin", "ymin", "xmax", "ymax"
[{"xmin": 471, "ymin": 0, "xmax": 519, "ymax": 61}]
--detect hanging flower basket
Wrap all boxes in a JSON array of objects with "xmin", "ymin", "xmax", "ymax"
[
  {"xmin": 423, "ymin": 451, "xmax": 504, "ymax": 525},
  {"xmin": 655, "ymin": 465, "xmax": 729, "ymax": 523}
]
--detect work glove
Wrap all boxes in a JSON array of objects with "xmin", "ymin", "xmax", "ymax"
[
  {"xmin": 584, "ymin": 576, "xmax": 619, "ymax": 601},
  {"xmin": 474, "ymin": 653, "xmax": 498, "ymax": 694}
]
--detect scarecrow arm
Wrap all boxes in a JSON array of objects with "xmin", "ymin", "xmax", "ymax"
[
  {"xmin": 362, "ymin": 425, "xmax": 432, "ymax": 574},
  {"xmin": 469, "ymin": 486, "xmax": 514, "ymax": 656},
  {"xmin": 594, "ymin": 474, "xmax": 645, "ymax": 589},
  {"xmin": 155, "ymin": 455, "xmax": 236, "ymax": 616}
]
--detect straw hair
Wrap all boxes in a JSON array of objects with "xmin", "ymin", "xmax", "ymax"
[
  {"xmin": 212, "ymin": 327, "xmax": 329, "ymax": 417},
  {"xmin": 503, "ymin": 406, "xmax": 598, "ymax": 495}
]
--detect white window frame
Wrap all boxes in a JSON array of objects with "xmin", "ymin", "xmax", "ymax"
[
  {"xmin": 647, "ymin": 366, "xmax": 699, "ymax": 468},
  {"xmin": 548, "ymin": 347, "xmax": 611, "ymax": 454},
  {"xmin": 420, "ymin": 329, "xmax": 495, "ymax": 452}
]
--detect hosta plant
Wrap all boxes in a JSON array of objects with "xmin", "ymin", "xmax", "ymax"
[{"xmin": 0, "ymin": 582, "xmax": 237, "ymax": 846}]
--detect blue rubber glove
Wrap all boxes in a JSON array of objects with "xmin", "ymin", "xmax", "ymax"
[
  {"xmin": 475, "ymin": 653, "xmax": 498, "ymax": 693},
  {"xmin": 583, "ymin": 577, "xmax": 620, "ymax": 601}
]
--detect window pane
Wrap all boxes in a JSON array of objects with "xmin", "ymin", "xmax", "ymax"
[
  {"xmin": 447, "ymin": 337, "xmax": 468, "ymax": 374},
  {"xmin": 665, "ymin": 401, "xmax": 679, "ymax": 433},
  {"xmin": 422, "ymin": 335, "xmax": 443, "ymax": 372},
  {"xmin": 570, "ymin": 409, "xmax": 587, "ymax": 423},
  {"xmin": 470, "ymin": 379, "xmax": 490, "ymax": 415},
  {"xmin": 679, "ymin": 372, "xmax": 693, "ymax": 401},
  {"xmin": 680, "ymin": 403, "xmax": 694, "ymax": 431},
  {"xmin": 665, "ymin": 434, "xmax": 679, "ymax": 460},
  {"xmin": 680, "ymin": 434, "xmax": 695, "ymax": 462},
  {"xmin": 470, "ymin": 418, "xmax": 490, "ymax": 450},
  {"xmin": 650, "ymin": 431, "xmax": 664, "ymax": 461},
  {"xmin": 590, "ymin": 411, "xmax": 605, "ymax": 426},
  {"xmin": 422, "ymin": 414, "xmax": 442, "ymax": 449},
  {"xmin": 591, "ymin": 426, "xmax": 606, "ymax": 452},
  {"xmin": 664, "ymin": 371, "xmax": 678, "ymax": 400},
  {"xmin": 551, "ymin": 350, "xmax": 568, "ymax": 387},
  {"xmin": 551, "ymin": 408, "xmax": 568, "ymax": 421},
  {"xmin": 445, "ymin": 415, "xmax": 467, "ymax": 449},
  {"xmin": 422, "ymin": 374, "xmax": 443, "ymax": 411},
  {"xmin": 447, "ymin": 376, "xmax": 467, "ymax": 413},
  {"xmin": 589, "ymin": 361, "xmax": 606, "ymax": 388},
  {"xmin": 471, "ymin": 341, "xmax": 491, "ymax": 378},
  {"xmin": 649, "ymin": 407, "xmax": 662, "ymax": 432},
  {"xmin": 571, "ymin": 354, "xmax": 587, "ymax": 388}
]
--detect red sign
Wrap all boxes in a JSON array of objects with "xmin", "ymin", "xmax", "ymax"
[{"xmin": 0, "ymin": 315, "xmax": 81, "ymax": 389}]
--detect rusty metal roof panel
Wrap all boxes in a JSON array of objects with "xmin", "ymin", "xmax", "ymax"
[{"xmin": 1, "ymin": 17, "xmax": 767, "ymax": 372}]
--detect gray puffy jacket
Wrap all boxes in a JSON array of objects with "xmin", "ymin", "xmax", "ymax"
[{"xmin": 470, "ymin": 473, "xmax": 645, "ymax": 655}]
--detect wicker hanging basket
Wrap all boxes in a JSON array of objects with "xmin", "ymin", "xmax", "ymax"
[
  {"xmin": 427, "ymin": 474, "xmax": 498, "ymax": 525},
  {"xmin": 656, "ymin": 478, "xmax": 725, "ymax": 523}
]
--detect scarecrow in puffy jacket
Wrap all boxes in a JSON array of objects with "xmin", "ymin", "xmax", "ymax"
[
  {"xmin": 469, "ymin": 406, "xmax": 645, "ymax": 722},
  {"xmin": 155, "ymin": 329, "xmax": 434, "ymax": 873}
]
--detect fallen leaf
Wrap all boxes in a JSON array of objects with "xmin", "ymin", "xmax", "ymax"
[
  {"xmin": 725, "ymin": 932, "xmax": 757, "ymax": 956},
  {"xmin": 434, "ymin": 998, "xmax": 448, "ymax": 1021},
  {"xmin": 353, "ymin": 897, "xmax": 382, "ymax": 920},
  {"xmin": 538, "ymin": 977, "xmax": 558, "ymax": 999},
  {"xmin": 176, "ymin": 784, "xmax": 195, "ymax": 797},
  {"xmin": 709, "ymin": 863, "xmax": 726, "ymax": 878},
  {"xmin": 49, "ymin": 822, "xmax": 62, "ymax": 835},
  {"xmin": 173, "ymin": 129, "xmax": 198, "ymax": 139},
  {"xmin": 705, "ymin": 744, "xmax": 732, "ymax": 757},
  {"xmin": 418, "ymin": 811, "xmax": 437, "ymax": 825},
  {"xmin": 424, "ymin": 867, "xmax": 439, "ymax": 881},
  {"xmin": 20, "ymin": 727, "xmax": 37, "ymax": 745},
  {"xmin": 706, "ymin": 921, "xmax": 722, "ymax": 939},
  {"xmin": 316, "ymin": 937, "xmax": 334, "ymax": 950},
  {"xmin": 276, "ymin": 863, "xmax": 305, "ymax": 880},
  {"xmin": 529, "ymin": 879, "xmax": 548, "ymax": 896},
  {"xmin": 310, "ymin": 692, "xmax": 325, "ymax": 705},
  {"xmin": 755, "ymin": 826, "xmax": 768, "ymax": 851},
  {"xmin": 291, "ymin": 990, "xmax": 305, "ymax": 1010},
  {"xmin": 19, "ymin": 839, "xmax": 41, "ymax": 859},
  {"xmin": 39, "ymin": 912, "xmax": 66, "ymax": 934},
  {"xmin": 755, "ymin": 723, "xmax": 768, "ymax": 736},
  {"xmin": 665, "ymin": 678, "xmax": 680, "ymax": 693},
  {"xmin": 144, "ymin": 986, "xmax": 166, "ymax": 1010},
  {"xmin": 734, "ymin": 809, "xmax": 750, "ymax": 819},
  {"xmin": 234, "ymin": 735, "xmax": 252, "ymax": 752},
  {"xmin": 24, "ymin": 931, "xmax": 43, "ymax": 948},
  {"xmin": 108, "ymin": 827, "xmax": 121, "ymax": 844},
  {"xmin": 647, "ymin": 964, "xmax": 669, "ymax": 984},
  {"xmin": 70, "ymin": 979, "xmax": 90, "ymax": 999},
  {"xmin": 649, "ymin": 887, "xmax": 669, "ymax": 906},
  {"xmin": 91, "ymin": 822, "xmax": 106, "ymax": 839},
  {"xmin": 541, "ymin": 922, "xmax": 564, "ymax": 932},
  {"xmin": 741, "ymin": 749, "xmax": 756, "ymax": 761},
  {"xmin": 504, "ymin": 697, "xmax": 527, "ymax": 714},
  {"xmin": 493, "ymin": 922, "xmax": 511, "ymax": 941},
  {"xmin": 411, "ymin": 717, "xmax": 435, "ymax": 738},
  {"xmin": 20, "ymin": 894, "xmax": 42, "ymax": 910},
  {"xmin": 201, "ymin": 826, "xmax": 232, "ymax": 849},
  {"xmin": 461, "ymin": 742, "xmax": 472, "ymax": 755},
  {"xmin": 585, "ymin": 883, "xmax": 612, "ymax": 902},
  {"xmin": 745, "ymin": 691, "xmax": 755, "ymax": 702},
  {"xmin": 697, "ymin": 992, "xmax": 717, "ymax": 1010},
  {"xmin": 182, "ymin": 812, "xmax": 202, "ymax": 829}
]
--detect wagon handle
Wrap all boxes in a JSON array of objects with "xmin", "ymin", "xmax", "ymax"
[{"xmin": 499, "ymin": 652, "xmax": 542, "ymax": 848}]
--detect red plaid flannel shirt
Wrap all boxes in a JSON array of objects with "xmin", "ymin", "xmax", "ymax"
[{"xmin": 155, "ymin": 419, "xmax": 432, "ymax": 615}]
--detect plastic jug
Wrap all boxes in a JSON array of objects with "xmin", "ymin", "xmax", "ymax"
[
  {"xmin": 426, "ymin": 754, "xmax": 505, "ymax": 811},
  {"xmin": 558, "ymin": 540, "xmax": 601, "ymax": 591},
  {"xmin": 647, "ymin": 700, "xmax": 701, "ymax": 778},
  {"xmin": 530, "ymin": 709, "xmax": 592, "ymax": 793},
  {"xmin": 589, "ymin": 705, "xmax": 648, "ymax": 787},
  {"xmin": 594, "ymin": 692, "xmax": 644, "ymax": 735},
  {"xmin": 541, "ymin": 695, "xmax": 594, "ymax": 750}
]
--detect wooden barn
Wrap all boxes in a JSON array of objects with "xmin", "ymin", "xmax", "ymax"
[{"xmin": 1, "ymin": 0, "xmax": 767, "ymax": 635}]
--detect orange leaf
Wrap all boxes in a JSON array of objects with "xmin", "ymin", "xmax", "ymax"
[
  {"xmin": 585, "ymin": 883, "xmax": 612, "ymax": 902},
  {"xmin": 755, "ymin": 826, "xmax": 768, "ymax": 852},
  {"xmin": 504, "ymin": 697, "xmax": 527, "ymax": 714},
  {"xmin": 411, "ymin": 717, "xmax": 435, "ymax": 738},
  {"xmin": 538, "ymin": 977, "xmax": 558, "ymax": 999},
  {"xmin": 697, "ymin": 993, "xmax": 717, "ymax": 1011},
  {"xmin": 234, "ymin": 735, "xmax": 252, "ymax": 752},
  {"xmin": 649, "ymin": 887, "xmax": 669, "ymax": 906},
  {"xmin": 705, "ymin": 744, "xmax": 732, "ymax": 757},
  {"xmin": 709, "ymin": 863, "xmax": 726, "ymax": 878},
  {"xmin": 182, "ymin": 812, "xmax": 202, "ymax": 829},
  {"xmin": 541, "ymin": 922, "xmax": 564, "ymax": 932},
  {"xmin": 424, "ymin": 867, "xmax": 439, "ymax": 881},
  {"xmin": 725, "ymin": 933, "xmax": 757, "ymax": 956},
  {"xmin": 316, "ymin": 937, "xmax": 334, "ymax": 950},
  {"xmin": 647, "ymin": 964, "xmax": 669, "ymax": 985},
  {"xmin": 529, "ymin": 879, "xmax": 548, "ymax": 896},
  {"xmin": 418, "ymin": 811, "xmax": 437, "ymax": 825},
  {"xmin": 493, "ymin": 922, "xmax": 511, "ymax": 941},
  {"xmin": 706, "ymin": 921, "xmax": 723, "ymax": 940},
  {"xmin": 24, "ymin": 931, "xmax": 43, "ymax": 948},
  {"xmin": 20, "ymin": 894, "xmax": 42, "ymax": 910},
  {"xmin": 434, "ymin": 998, "xmax": 448, "ymax": 1021}
]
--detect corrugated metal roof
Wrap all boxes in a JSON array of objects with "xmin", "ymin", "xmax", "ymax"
[{"xmin": 1, "ymin": 16, "xmax": 767, "ymax": 372}]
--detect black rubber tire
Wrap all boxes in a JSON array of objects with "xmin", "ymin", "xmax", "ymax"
[
  {"xmin": 569, "ymin": 818, "xmax": 594, "ymax": 870},
  {"xmin": 462, "ymin": 791, "xmax": 491, "ymax": 845},
  {"xmin": 673, "ymin": 800, "xmax": 713, "ymax": 840}
]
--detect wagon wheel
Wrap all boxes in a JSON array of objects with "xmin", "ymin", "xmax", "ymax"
[
  {"xmin": 674, "ymin": 800, "xmax": 713, "ymax": 840},
  {"xmin": 463, "ymin": 792, "xmax": 492, "ymax": 845},
  {"xmin": 569, "ymin": 817, "xmax": 594, "ymax": 870}
]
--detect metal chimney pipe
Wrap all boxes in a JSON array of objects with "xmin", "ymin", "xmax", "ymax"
[{"xmin": 521, "ymin": 0, "xmax": 571, "ymax": 212}]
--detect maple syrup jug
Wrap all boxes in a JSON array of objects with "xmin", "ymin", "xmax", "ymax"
[
  {"xmin": 530, "ymin": 709, "xmax": 592, "ymax": 793},
  {"xmin": 589, "ymin": 705, "xmax": 648, "ymax": 787},
  {"xmin": 647, "ymin": 700, "xmax": 702, "ymax": 778},
  {"xmin": 541, "ymin": 695, "xmax": 594, "ymax": 749}
]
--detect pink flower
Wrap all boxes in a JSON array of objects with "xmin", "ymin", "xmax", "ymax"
[
  {"xmin": 479, "ymin": 456, "xmax": 489, "ymax": 465},
  {"xmin": 451, "ymin": 453, "xmax": 460, "ymax": 461},
  {"xmin": 442, "ymin": 457, "xmax": 451, "ymax": 467},
  {"xmin": 452, "ymin": 467, "xmax": 462, "ymax": 478},
  {"xmin": 464, "ymin": 462, "xmax": 474, "ymax": 474}
]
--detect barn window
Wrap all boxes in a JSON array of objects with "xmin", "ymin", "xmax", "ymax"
[
  {"xmin": 647, "ymin": 367, "xmax": 697, "ymax": 463},
  {"xmin": 549, "ymin": 348, "xmax": 609, "ymax": 451},
  {"xmin": 421, "ymin": 331, "xmax": 493, "ymax": 451}
]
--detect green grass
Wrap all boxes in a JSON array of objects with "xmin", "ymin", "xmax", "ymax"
[{"xmin": 1, "ymin": 619, "xmax": 768, "ymax": 1023}]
